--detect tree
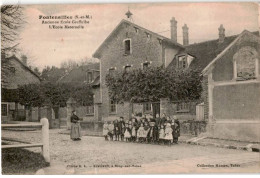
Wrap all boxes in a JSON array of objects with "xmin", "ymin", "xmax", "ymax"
[
  {"xmin": 105, "ymin": 66, "xmax": 202, "ymax": 103},
  {"xmin": 41, "ymin": 66, "xmax": 66, "ymax": 83},
  {"xmin": 1, "ymin": 5, "xmax": 25, "ymax": 56}
]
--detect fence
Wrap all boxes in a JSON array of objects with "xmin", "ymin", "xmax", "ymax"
[
  {"xmin": 1, "ymin": 118, "xmax": 50, "ymax": 163},
  {"xmin": 180, "ymin": 120, "xmax": 207, "ymax": 136}
]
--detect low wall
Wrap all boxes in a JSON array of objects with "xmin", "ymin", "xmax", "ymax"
[{"xmin": 207, "ymin": 120, "xmax": 260, "ymax": 143}]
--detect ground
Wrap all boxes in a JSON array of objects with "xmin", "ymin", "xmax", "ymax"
[{"xmin": 2, "ymin": 129, "xmax": 260, "ymax": 174}]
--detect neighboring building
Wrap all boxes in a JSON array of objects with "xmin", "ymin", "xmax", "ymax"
[
  {"xmin": 93, "ymin": 18, "xmax": 185, "ymax": 120},
  {"xmin": 58, "ymin": 63, "xmax": 101, "ymax": 121},
  {"xmin": 1, "ymin": 55, "xmax": 41, "ymax": 122},
  {"xmin": 168, "ymin": 25, "xmax": 260, "ymax": 142}
]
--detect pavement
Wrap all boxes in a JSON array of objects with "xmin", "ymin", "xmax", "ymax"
[{"xmin": 2, "ymin": 129, "xmax": 259, "ymax": 175}]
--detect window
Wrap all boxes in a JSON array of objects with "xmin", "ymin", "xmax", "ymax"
[
  {"xmin": 86, "ymin": 105, "xmax": 94, "ymax": 115},
  {"xmin": 178, "ymin": 56, "xmax": 187, "ymax": 69},
  {"xmin": 124, "ymin": 65, "xmax": 131, "ymax": 72},
  {"xmin": 87, "ymin": 71, "xmax": 93, "ymax": 83},
  {"xmin": 124, "ymin": 39, "xmax": 131, "ymax": 55},
  {"xmin": 234, "ymin": 46, "xmax": 258, "ymax": 81},
  {"xmin": 109, "ymin": 68, "xmax": 116, "ymax": 76},
  {"xmin": 143, "ymin": 62, "xmax": 151, "ymax": 70},
  {"xmin": 143, "ymin": 103, "xmax": 152, "ymax": 113},
  {"xmin": 177, "ymin": 102, "xmax": 190, "ymax": 112},
  {"xmin": 2, "ymin": 104, "xmax": 8, "ymax": 116},
  {"xmin": 109, "ymin": 99, "xmax": 116, "ymax": 113}
]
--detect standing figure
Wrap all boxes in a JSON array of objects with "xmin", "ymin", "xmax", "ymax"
[
  {"xmin": 173, "ymin": 119, "xmax": 180, "ymax": 144},
  {"xmin": 131, "ymin": 118, "xmax": 138, "ymax": 142},
  {"xmin": 103, "ymin": 121, "xmax": 109, "ymax": 141},
  {"xmin": 164, "ymin": 123, "xmax": 173, "ymax": 145},
  {"xmin": 143, "ymin": 122, "xmax": 150, "ymax": 143},
  {"xmin": 118, "ymin": 117, "xmax": 125, "ymax": 141},
  {"xmin": 114, "ymin": 119, "xmax": 120, "ymax": 141},
  {"xmin": 159, "ymin": 124, "xmax": 165, "ymax": 144},
  {"xmin": 147, "ymin": 121, "xmax": 154, "ymax": 143},
  {"xmin": 70, "ymin": 110, "xmax": 81, "ymax": 141},
  {"xmin": 108, "ymin": 122, "xmax": 114, "ymax": 141},
  {"xmin": 137, "ymin": 123, "xmax": 145, "ymax": 143},
  {"xmin": 124, "ymin": 123, "xmax": 131, "ymax": 142}
]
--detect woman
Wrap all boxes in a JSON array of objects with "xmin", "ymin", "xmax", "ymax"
[
  {"xmin": 114, "ymin": 119, "xmax": 120, "ymax": 141},
  {"xmin": 70, "ymin": 110, "xmax": 81, "ymax": 141}
]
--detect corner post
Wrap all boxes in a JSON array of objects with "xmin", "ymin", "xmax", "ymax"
[{"xmin": 41, "ymin": 118, "xmax": 50, "ymax": 163}]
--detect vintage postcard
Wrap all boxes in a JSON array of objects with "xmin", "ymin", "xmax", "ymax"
[{"xmin": 1, "ymin": 1, "xmax": 260, "ymax": 175}]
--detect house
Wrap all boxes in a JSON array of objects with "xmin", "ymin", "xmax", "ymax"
[
  {"xmin": 93, "ymin": 17, "xmax": 186, "ymax": 121},
  {"xmin": 1, "ymin": 55, "xmax": 41, "ymax": 122},
  {"xmin": 167, "ymin": 24, "xmax": 259, "ymax": 142},
  {"xmin": 58, "ymin": 63, "xmax": 101, "ymax": 121},
  {"xmin": 92, "ymin": 15, "xmax": 259, "ymax": 142}
]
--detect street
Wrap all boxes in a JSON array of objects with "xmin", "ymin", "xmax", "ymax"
[{"xmin": 2, "ymin": 129, "xmax": 260, "ymax": 174}]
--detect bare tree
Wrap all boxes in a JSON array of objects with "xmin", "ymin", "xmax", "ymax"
[{"xmin": 1, "ymin": 5, "xmax": 25, "ymax": 56}]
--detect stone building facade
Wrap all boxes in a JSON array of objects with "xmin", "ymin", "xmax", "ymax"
[{"xmin": 93, "ymin": 18, "xmax": 185, "ymax": 121}]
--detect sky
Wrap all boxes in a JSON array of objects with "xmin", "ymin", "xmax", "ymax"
[{"xmin": 16, "ymin": 2, "xmax": 259, "ymax": 70}]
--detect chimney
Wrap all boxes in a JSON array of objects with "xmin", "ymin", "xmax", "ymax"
[
  {"xmin": 21, "ymin": 55, "xmax": 27, "ymax": 66},
  {"xmin": 182, "ymin": 24, "xmax": 189, "ymax": 45},
  {"xmin": 218, "ymin": 24, "xmax": 225, "ymax": 43},
  {"xmin": 170, "ymin": 17, "xmax": 177, "ymax": 42}
]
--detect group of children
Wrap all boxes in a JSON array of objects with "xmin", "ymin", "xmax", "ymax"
[{"xmin": 102, "ymin": 114, "xmax": 180, "ymax": 145}]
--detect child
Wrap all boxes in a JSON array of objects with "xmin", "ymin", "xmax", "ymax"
[
  {"xmin": 143, "ymin": 122, "xmax": 150, "ymax": 143},
  {"xmin": 147, "ymin": 122, "xmax": 153, "ymax": 143},
  {"xmin": 124, "ymin": 123, "xmax": 131, "ymax": 142},
  {"xmin": 119, "ymin": 117, "xmax": 125, "ymax": 141},
  {"xmin": 108, "ymin": 122, "xmax": 114, "ymax": 141},
  {"xmin": 131, "ymin": 119, "xmax": 138, "ymax": 142},
  {"xmin": 103, "ymin": 121, "xmax": 109, "ymax": 141},
  {"xmin": 137, "ymin": 123, "xmax": 145, "ymax": 143},
  {"xmin": 114, "ymin": 119, "xmax": 120, "ymax": 141},
  {"xmin": 159, "ymin": 124, "xmax": 165, "ymax": 144},
  {"xmin": 173, "ymin": 119, "xmax": 180, "ymax": 144},
  {"xmin": 164, "ymin": 123, "xmax": 173, "ymax": 145}
]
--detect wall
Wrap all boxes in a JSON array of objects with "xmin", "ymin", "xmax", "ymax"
[
  {"xmin": 99, "ymin": 21, "xmax": 166, "ymax": 120},
  {"xmin": 164, "ymin": 46, "xmax": 179, "ymax": 67},
  {"xmin": 206, "ymin": 32, "xmax": 260, "ymax": 142}
]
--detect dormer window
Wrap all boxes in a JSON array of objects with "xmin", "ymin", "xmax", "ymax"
[
  {"xmin": 87, "ymin": 71, "xmax": 93, "ymax": 83},
  {"xmin": 109, "ymin": 67, "xmax": 116, "ymax": 76},
  {"xmin": 124, "ymin": 65, "xmax": 132, "ymax": 72},
  {"xmin": 233, "ymin": 46, "xmax": 258, "ymax": 81},
  {"xmin": 178, "ymin": 55, "xmax": 187, "ymax": 69},
  {"xmin": 142, "ymin": 61, "xmax": 151, "ymax": 70},
  {"xmin": 124, "ymin": 39, "xmax": 131, "ymax": 55}
]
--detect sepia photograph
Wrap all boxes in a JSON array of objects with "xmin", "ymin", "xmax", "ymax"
[{"xmin": 1, "ymin": 1, "xmax": 260, "ymax": 175}]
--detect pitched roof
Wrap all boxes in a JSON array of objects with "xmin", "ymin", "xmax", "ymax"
[
  {"xmin": 93, "ymin": 19, "xmax": 184, "ymax": 58},
  {"xmin": 58, "ymin": 62, "xmax": 100, "ymax": 83},
  {"xmin": 168, "ymin": 30, "xmax": 259, "ymax": 72},
  {"xmin": 2, "ymin": 55, "xmax": 41, "ymax": 81}
]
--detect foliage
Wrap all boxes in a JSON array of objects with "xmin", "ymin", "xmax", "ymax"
[
  {"xmin": 17, "ymin": 82, "xmax": 93, "ymax": 108},
  {"xmin": 1, "ymin": 5, "xmax": 25, "ymax": 55},
  {"xmin": 41, "ymin": 66, "xmax": 66, "ymax": 83},
  {"xmin": 105, "ymin": 66, "xmax": 202, "ymax": 103}
]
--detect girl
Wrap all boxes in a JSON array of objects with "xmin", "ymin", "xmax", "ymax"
[
  {"xmin": 164, "ymin": 123, "xmax": 173, "ymax": 145},
  {"xmin": 137, "ymin": 123, "xmax": 145, "ymax": 143},
  {"xmin": 103, "ymin": 121, "xmax": 109, "ymax": 141},
  {"xmin": 108, "ymin": 122, "xmax": 114, "ymax": 141},
  {"xmin": 119, "ymin": 117, "xmax": 125, "ymax": 141},
  {"xmin": 159, "ymin": 124, "xmax": 165, "ymax": 144},
  {"xmin": 143, "ymin": 122, "xmax": 150, "ymax": 143},
  {"xmin": 114, "ymin": 119, "xmax": 120, "ymax": 141},
  {"xmin": 131, "ymin": 119, "xmax": 138, "ymax": 142},
  {"xmin": 124, "ymin": 123, "xmax": 131, "ymax": 142}
]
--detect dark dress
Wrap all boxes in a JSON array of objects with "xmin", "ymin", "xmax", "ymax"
[
  {"xmin": 70, "ymin": 114, "xmax": 81, "ymax": 139},
  {"xmin": 114, "ymin": 122, "xmax": 120, "ymax": 135},
  {"xmin": 118, "ymin": 121, "xmax": 125, "ymax": 136}
]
